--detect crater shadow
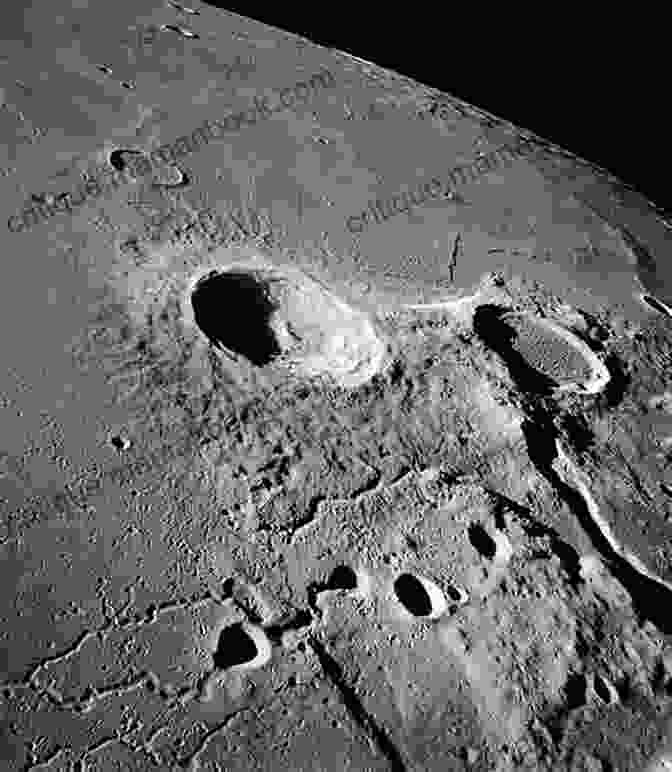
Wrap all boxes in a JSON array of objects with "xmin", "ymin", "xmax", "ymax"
[
  {"xmin": 327, "ymin": 565, "xmax": 358, "ymax": 591},
  {"xmin": 393, "ymin": 573, "xmax": 433, "ymax": 617},
  {"xmin": 472, "ymin": 304, "xmax": 558, "ymax": 396},
  {"xmin": 108, "ymin": 148, "xmax": 137, "ymax": 172},
  {"xmin": 191, "ymin": 270, "xmax": 282, "ymax": 366},
  {"xmin": 468, "ymin": 523, "xmax": 497, "ymax": 560},
  {"xmin": 212, "ymin": 622, "xmax": 258, "ymax": 670},
  {"xmin": 564, "ymin": 672, "xmax": 588, "ymax": 711},
  {"xmin": 593, "ymin": 673, "xmax": 617, "ymax": 705},
  {"xmin": 642, "ymin": 295, "xmax": 672, "ymax": 319}
]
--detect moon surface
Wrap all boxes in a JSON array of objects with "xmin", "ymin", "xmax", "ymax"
[{"xmin": 2, "ymin": 2, "xmax": 672, "ymax": 771}]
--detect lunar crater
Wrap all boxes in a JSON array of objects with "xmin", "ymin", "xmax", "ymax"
[{"xmin": 185, "ymin": 257, "xmax": 387, "ymax": 388}]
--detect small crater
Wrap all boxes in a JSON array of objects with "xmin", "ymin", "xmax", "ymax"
[
  {"xmin": 212, "ymin": 622, "xmax": 258, "ymax": 670},
  {"xmin": 168, "ymin": 1, "xmax": 201, "ymax": 13},
  {"xmin": 109, "ymin": 434, "xmax": 130, "ymax": 452},
  {"xmin": 445, "ymin": 583, "xmax": 466, "ymax": 603},
  {"xmin": 326, "ymin": 565, "xmax": 358, "ymax": 591},
  {"xmin": 221, "ymin": 577, "xmax": 235, "ymax": 597},
  {"xmin": 161, "ymin": 23, "xmax": 200, "ymax": 39},
  {"xmin": 642, "ymin": 294, "xmax": 672, "ymax": 318},
  {"xmin": 563, "ymin": 672, "xmax": 588, "ymax": 711},
  {"xmin": 593, "ymin": 673, "xmax": 617, "ymax": 705},
  {"xmin": 614, "ymin": 675, "xmax": 631, "ymax": 703},
  {"xmin": 393, "ymin": 573, "xmax": 433, "ymax": 617},
  {"xmin": 190, "ymin": 270, "xmax": 282, "ymax": 366},
  {"xmin": 468, "ymin": 523, "xmax": 497, "ymax": 560},
  {"xmin": 152, "ymin": 165, "xmax": 188, "ymax": 188},
  {"xmin": 108, "ymin": 148, "xmax": 143, "ymax": 173}
]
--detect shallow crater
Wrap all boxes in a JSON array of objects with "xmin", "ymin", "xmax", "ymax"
[{"xmin": 472, "ymin": 304, "xmax": 610, "ymax": 395}]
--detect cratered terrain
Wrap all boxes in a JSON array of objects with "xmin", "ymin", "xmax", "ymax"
[{"xmin": 2, "ymin": 3, "xmax": 672, "ymax": 771}]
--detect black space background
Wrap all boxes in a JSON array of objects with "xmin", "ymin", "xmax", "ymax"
[{"xmin": 209, "ymin": 3, "xmax": 671, "ymax": 216}]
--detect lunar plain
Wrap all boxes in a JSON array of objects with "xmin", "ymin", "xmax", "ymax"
[{"xmin": 3, "ymin": 2, "xmax": 672, "ymax": 771}]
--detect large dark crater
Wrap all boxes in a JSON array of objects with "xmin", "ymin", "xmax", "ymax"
[{"xmin": 190, "ymin": 269, "xmax": 283, "ymax": 366}]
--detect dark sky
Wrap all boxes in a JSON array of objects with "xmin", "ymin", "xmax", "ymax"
[
  {"xmin": 4, "ymin": 2, "xmax": 663, "ymax": 211},
  {"xmin": 207, "ymin": 3, "xmax": 669, "ymax": 214}
]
